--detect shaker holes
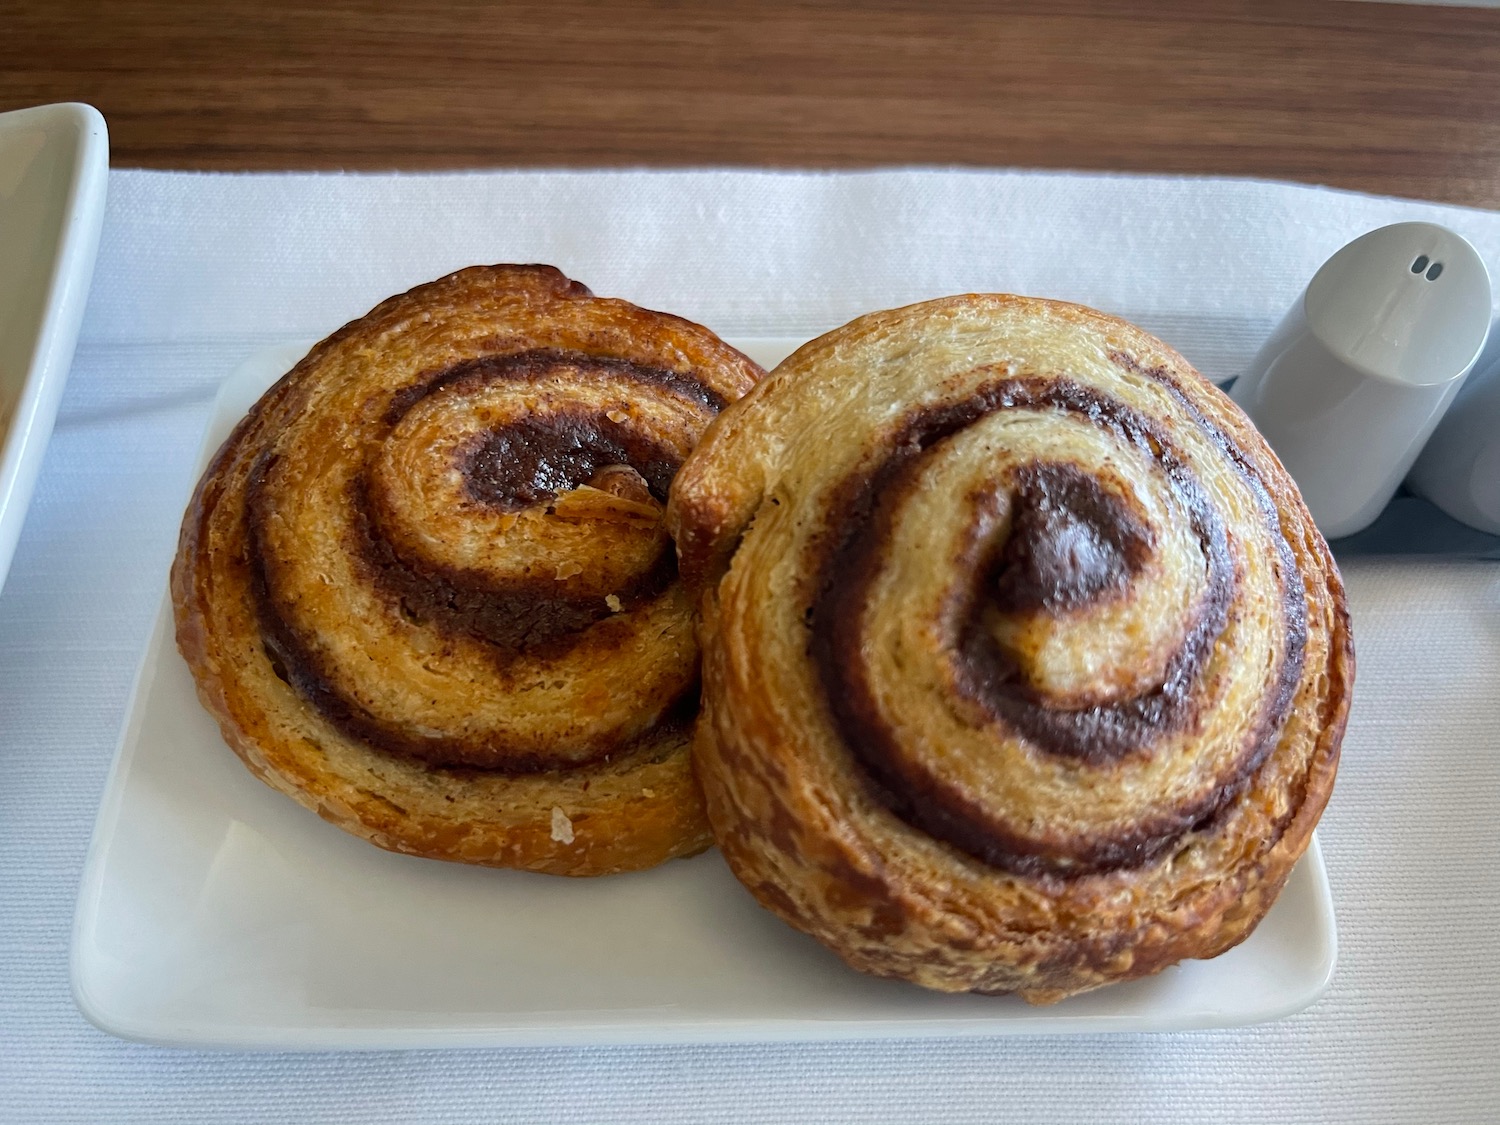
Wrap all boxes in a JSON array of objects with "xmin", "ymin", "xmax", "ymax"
[{"xmin": 1411, "ymin": 255, "xmax": 1443, "ymax": 281}]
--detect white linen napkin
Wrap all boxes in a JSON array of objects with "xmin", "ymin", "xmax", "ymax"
[{"xmin": 1, "ymin": 168, "xmax": 1498, "ymax": 1124}]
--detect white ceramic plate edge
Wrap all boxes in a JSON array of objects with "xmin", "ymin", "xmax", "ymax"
[{"xmin": 72, "ymin": 597, "xmax": 1336, "ymax": 1050}]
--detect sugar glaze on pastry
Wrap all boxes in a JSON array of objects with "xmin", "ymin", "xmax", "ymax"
[
  {"xmin": 173, "ymin": 265, "xmax": 761, "ymax": 876},
  {"xmin": 669, "ymin": 295, "xmax": 1352, "ymax": 1001}
]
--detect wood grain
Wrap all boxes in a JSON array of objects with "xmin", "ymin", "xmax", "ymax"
[{"xmin": 5, "ymin": 0, "xmax": 1500, "ymax": 207}]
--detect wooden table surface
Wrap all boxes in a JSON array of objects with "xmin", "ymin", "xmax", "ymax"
[{"xmin": 5, "ymin": 0, "xmax": 1500, "ymax": 208}]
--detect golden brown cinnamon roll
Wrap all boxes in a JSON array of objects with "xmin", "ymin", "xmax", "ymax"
[
  {"xmin": 173, "ymin": 265, "xmax": 761, "ymax": 876},
  {"xmin": 669, "ymin": 295, "xmax": 1352, "ymax": 1001}
]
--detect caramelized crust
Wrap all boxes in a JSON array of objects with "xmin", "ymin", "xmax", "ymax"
[
  {"xmin": 669, "ymin": 295, "xmax": 1352, "ymax": 999},
  {"xmin": 173, "ymin": 264, "xmax": 762, "ymax": 876}
]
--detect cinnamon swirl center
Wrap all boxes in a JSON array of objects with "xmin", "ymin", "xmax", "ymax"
[
  {"xmin": 809, "ymin": 372, "xmax": 1306, "ymax": 876},
  {"xmin": 247, "ymin": 348, "xmax": 726, "ymax": 771},
  {"xmin": 987, "ymin": 462, "xmax": 1152, "ymax": 613}
]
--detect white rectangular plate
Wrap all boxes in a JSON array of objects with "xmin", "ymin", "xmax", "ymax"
[
  {"xmin": 71, "ymin": 338, "xmax": 1337, "ymax": 1050},
  {"xmin": 0, "ymin": 103, "xmax": 108, "ymax": 595}
]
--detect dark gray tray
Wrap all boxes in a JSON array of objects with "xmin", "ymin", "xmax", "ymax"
[{"xmin": 1330, "ymin": 494, "xmax": 1500, "ymax": 560}]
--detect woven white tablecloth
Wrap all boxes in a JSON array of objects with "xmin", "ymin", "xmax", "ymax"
[{"xmin": 2, "ymin": 168, "xmax": 1499, "ymax": 1123}]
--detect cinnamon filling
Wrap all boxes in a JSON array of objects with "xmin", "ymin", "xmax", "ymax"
[
  {"xmin": 988, "ymin": 463, "xmax": 1153, "ymax": 613},
  {"xmin": 809, "ymin": 373, "xmax": 1307, "ymax": 876},
  {"xmin": 246, "ymin": 348, "xmax": 725, "ymax": 771}
]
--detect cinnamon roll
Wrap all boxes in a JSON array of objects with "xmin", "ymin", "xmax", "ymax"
[
  {"xmin": 173, "ymin": 265, "xmax": 762, "ymax": 876},
  {"xmin": 669, "ymin": 295, "xmax": 1352, "ymax": 1001}
]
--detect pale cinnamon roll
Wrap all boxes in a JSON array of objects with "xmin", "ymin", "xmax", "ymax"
[{"xmin": 669, "ymin": 294, "xmax": 1352, "ymax": 1000}]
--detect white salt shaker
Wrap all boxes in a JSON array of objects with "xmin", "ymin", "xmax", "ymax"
[
  {"xmin": 1229, "ymin": 222, "xmax": 1491, "ymax": 539},
  {"xmin": 1406, "ymin": 353, "xmax": 1500, "ymax": 535}
]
